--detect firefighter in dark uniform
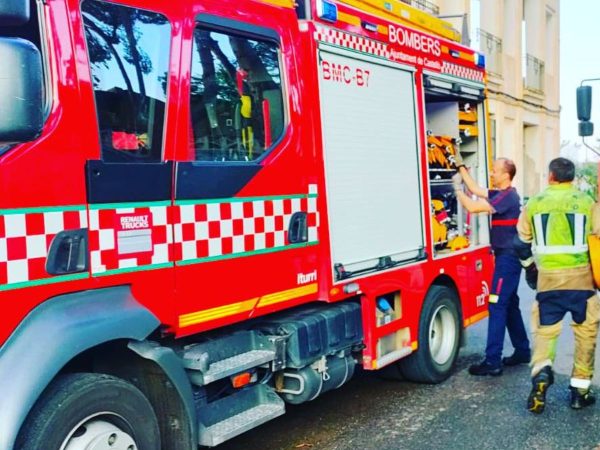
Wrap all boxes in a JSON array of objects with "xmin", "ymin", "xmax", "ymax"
[
  {"xmin": 516, "ymin": 157, "xmax": 600, "ymax": 413},
  {"xmin": 452, "ymin": 157, "xmax": 531, "ymax": 375}
]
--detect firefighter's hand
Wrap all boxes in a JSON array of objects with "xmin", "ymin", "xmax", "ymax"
[
  {"xmin": 447, "ymin": 149, "xmax": 463, "ymax": 169},
  {"xmin": 452, "ymin": 172, "xmax": 463, "ymax": 192},
  {"xmin": 524, "ymin": 263, "xmax": 538, "ymax": 290}
]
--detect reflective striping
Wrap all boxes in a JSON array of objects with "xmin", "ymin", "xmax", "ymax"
[
  {"xmin": 257, "ymin": 283, "xmax": 318, "ymax": 308},
  {"xmin": 575, "ymin": 213, "xmax": 585, "ymax": 246},
  {"xmin": 338, "ymin": 11, "xmax": 361, "ymax": 26},
  {"xmin": 89, "ymin": 204, "xmax": 172, "ymax": 275},
  {"xmin": 179, "ymin": 283, "xmax": 319, "ymax": 327},
  {"xmin": 535, "ymin": 244, "xmax": 589, "ymax": 255},
  {"xmin": 520, "ymin": 256, "xmax": 535, "ymax": 267},
  {"xmin": 464, "ymin": 310, "xmax": 488, "ymax": 327},
  {"xmin": 179, "ymin": 299, "xmax": 258, "ymax": 328},
  {"xmin": 257, "ymin": 0, "xmax": 294, "ymax": 7},
  {"xmin": 440, "ymin": 61, "xmax": 484, "ymax": 83},
  {"xmin": 174, "ymin": 188, "xmax": 319, "ymax": 265},
  {"xmin": 0, "ymin": 206, "xmax": 88, "ymax": 289},
  {"xmin": 314, "ymin": 24, "xmax": 389, "ymax": 58},
  {"xmin": 533, "ymin": 214, "xmax": 546, "ymax": 247},
  {"xmin": 570, "ymin": 377, "xmax": 592, "ymax": 390}
]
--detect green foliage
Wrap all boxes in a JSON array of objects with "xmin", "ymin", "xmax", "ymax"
[{"xmin": 575, "ymin": 162, "xmax": 598, "ymax": 200}]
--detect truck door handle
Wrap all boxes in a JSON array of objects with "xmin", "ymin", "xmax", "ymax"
[
  {"xmin": 288, "ymin": 212, "xmax": 308, "ymax": 244},
  {"xmin": 46, "ymin": 228, "xmax": 89, "ymax": 275}
]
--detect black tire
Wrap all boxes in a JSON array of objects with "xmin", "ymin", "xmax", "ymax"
[
  {"xmin": 398, "ymin": 285, "xmax": 461, "ymax": 384},
  {"xmin": 17, "ymin": 373, "xmax": 160, "ymax": 450}
]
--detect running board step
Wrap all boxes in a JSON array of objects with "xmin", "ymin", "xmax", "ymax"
[
  {"xmin": 181, "ymin": 330, "xmax": 278, "ymax": 385},
  {"xmin": 198, "ymin": 384, "xmax": 285, "ymax": 447},
  {"xmin": 193, "ymin": 349, "xmax": 275, "ymax": 385}
]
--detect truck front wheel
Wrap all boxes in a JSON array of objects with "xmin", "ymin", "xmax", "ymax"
[
  {"xmin": 398, "ymin": 285, "xmax": 460, "ymax": 383},
  {"xmin": 17, "ymin": 373, "xmax": 160, "ymax": 450}
]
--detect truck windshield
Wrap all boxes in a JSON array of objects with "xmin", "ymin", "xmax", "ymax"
[{"xmin": 82, "ymin": 0, "xmax": 171, "ymax": 163}]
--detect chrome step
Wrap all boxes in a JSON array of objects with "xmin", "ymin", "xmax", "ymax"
[
  {"xmin": 198, "ymin": 349, "xmax": 275, "ymax": 385},
  {"xmin": 181, "ymin": 330, "xmax": 277, "ymax": 385},
  {"xmin": 198, "ymin": 384, "xmax": 285, "ymax": 446}
]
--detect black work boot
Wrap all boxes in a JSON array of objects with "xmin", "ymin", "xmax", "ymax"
[
  {"xmin": 468, "ymin": 360, "xmax": 502, "ymax": 376},
  {"xmin": 502, "ymin": 352, "xmax": 531, "ymax": 366},
  {"xmin": 570, "ymin": 387, "xmax": 596, "ymax": 410},
  {"xmin": 527, "ymin": 366, "xmax": 554, "ymax": 414}
]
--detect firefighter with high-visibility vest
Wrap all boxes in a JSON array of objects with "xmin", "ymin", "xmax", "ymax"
[
  {"xmin": 452, "ymin": 156, "xmax": 531, "ymax": 376},
  {"xmin": 516, "ymin": 157, "xmax": 600, "ymax": 413}
]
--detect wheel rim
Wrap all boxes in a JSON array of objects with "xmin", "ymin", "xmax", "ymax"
[
  {"xmin": 428, "ymin": 304, "xmax": 457, "ymax": 365},
  {"xmin": 60, "ymin": 414, "xmax": 138, "ymax": 450}
]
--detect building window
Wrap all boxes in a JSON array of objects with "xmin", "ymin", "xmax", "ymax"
[
  {"xmin": 524, "ymin": 54, "xmax": 545, "ymax": 93},
  {"xmin": 82, "ymin": 0, "xmax": 171, "ymax": 163},
  {"xmin": 190, "ymin": 27, "xmax": 285, "ymax": 162},
  {"xmin": 477, "ymin": 29, "xmax": 502, "ymax": 77}
]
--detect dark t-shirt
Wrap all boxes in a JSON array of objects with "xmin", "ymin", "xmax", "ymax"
[{"xmin": 488, "ymin": 187, "xmax": 520, "ymax": 251}]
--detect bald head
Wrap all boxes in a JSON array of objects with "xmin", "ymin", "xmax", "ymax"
[{"xmin": 496, "ymin": 158, "xmax": 516, "ymax": 181}]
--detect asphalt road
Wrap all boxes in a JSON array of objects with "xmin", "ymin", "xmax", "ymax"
[{"xmin": 218, "ymin": 277, "xmax": 600, "ymax": 450}]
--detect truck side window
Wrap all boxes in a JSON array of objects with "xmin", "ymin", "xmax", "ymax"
[
  {"xmin": 190, "ymin": 27, "xmax": 285, "ymax": 162},
  {"xmin": 81, "ymin": 0, "xmax": 171, "ymax": 163}
]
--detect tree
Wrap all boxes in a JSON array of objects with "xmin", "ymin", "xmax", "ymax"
[{"xmin": 575, "ymin": 162, "xmax": 598, "ymax": 200}]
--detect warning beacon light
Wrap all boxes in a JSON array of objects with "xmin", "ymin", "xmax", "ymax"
[{"xmin": 317, "ymin": 0, "xmax": 338, "ymax": 22}]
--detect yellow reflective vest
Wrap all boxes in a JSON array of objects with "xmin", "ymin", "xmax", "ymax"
[{"xmin": 526, "ymin": 184, "xmax": 594, "ymax": 270}]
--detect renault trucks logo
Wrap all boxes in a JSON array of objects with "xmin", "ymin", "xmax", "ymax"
[
  {"xmin": 115, "ymin": 213, "xmax": 153, "ymax": 256},
  {"xmin": 388, "ymin": 25, "xmax": 441, "ymax": 57}
]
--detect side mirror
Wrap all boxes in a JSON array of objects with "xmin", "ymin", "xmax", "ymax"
[
  {"xmin": 577, "ymin": 86, "xmax": 594, "ymax": 137},
  {"xmin": 0, "ymin": 0, "xmax": 29, "ymax": 26},
  {"xmin": 0, "ymin": 38, "xmax": 44, "ymax": 144}
]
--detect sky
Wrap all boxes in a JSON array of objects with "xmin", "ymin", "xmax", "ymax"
[{"xmin": 560, "ymin": 1, "xmax": 600, "ymax": 161}]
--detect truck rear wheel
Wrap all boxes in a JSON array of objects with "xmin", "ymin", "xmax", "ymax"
[
  {"xmin": 17, "ymin": 373, "xmax": 160, "ymax": 450},
  {"xmin": 398, "ymin": 285, "xmax": 460, "ymax": 383}
]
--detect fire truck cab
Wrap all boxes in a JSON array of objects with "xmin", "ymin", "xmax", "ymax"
[{"xmin": 0, "ymin": 0, "xmax": 493, "ymax": 448}]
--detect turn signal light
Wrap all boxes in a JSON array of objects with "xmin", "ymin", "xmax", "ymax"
[{"xmin": 231, "ymin": 372, "xmax": 253, "ymax": 388}]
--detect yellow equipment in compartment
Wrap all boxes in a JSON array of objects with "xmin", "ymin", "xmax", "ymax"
[
  {"xmin": 448, "ymin": 235, "xmax": 469, "ymax": 251},
  {"xmin": 427, "ymin": 133, "xmax": 457, "ymax": 169},
  {"xmin": 431, "ymin": 199, "xmax": 448, "ymax": 244},
  {"xmin": 458, "ymin": 103, "xmax": 478, "ymax": 138}
]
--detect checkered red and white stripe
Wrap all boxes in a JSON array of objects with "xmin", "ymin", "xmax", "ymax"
[
  {"xmin": 174, "ymin": 188, "xmax": 319, "ymax": 263},
  {"xmin": 89, "ymin": 205, "xmax": 172, "ymax": 274},
  {"xmin": 441, "ymin": 61, "xmax": 484, "ymax": 83},
  {"xmin": 0, "ymin": 208, "xmax": 87, "ymax": 286},
  {"xmin": 315, "ymin": 25, "xmax": 389, "ymax": 58}
]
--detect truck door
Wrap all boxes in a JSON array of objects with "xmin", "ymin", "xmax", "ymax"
[
  {"xmin": 172, "ymin": 13, "xmax": 319, "ymax": 334},
  {"xmin": 81, "ymin": 0, "xmax": 176, "ymax": 318},
  {"xmin": 317, "ymin": 45, "xmax": 425, "ymax": 279}
]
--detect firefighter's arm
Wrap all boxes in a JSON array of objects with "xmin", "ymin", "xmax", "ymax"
[
  {"xmin": 454, "ymin": 190, "xmax": 493, "ymax": 213},
  {"xmin": 452, "ymin": 173, "xmax": 493, "ymax": 213},
  {"xmin": 457, "ymin": 165, "xmax": 488, "ymax": 199},
  {"xmin": 515, "ymin": 207, "xmax": 538, "ymax": 289}
]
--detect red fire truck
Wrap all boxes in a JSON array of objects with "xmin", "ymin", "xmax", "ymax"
[{"xmin": 0, "ymin": 0, "xmax": 493, "ymax": 447}]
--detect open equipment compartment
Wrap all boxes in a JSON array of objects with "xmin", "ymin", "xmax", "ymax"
[{"xmin": 423, "ymin": 74, "xmax": 490, "ymax": 257}]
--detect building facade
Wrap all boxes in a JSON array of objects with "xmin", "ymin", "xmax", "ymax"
[{"xmin": 405, "ymin": 0, "xmax": 560, "ymax": 198}]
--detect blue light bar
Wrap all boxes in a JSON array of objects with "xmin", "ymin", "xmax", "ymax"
[
  {"xmin": 475, "ymin": 52, "xmax": 486, "ymax": 68},
  {"xmin": 317, "ymin": 0, "xmax": 338, "ymax": 22}
]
